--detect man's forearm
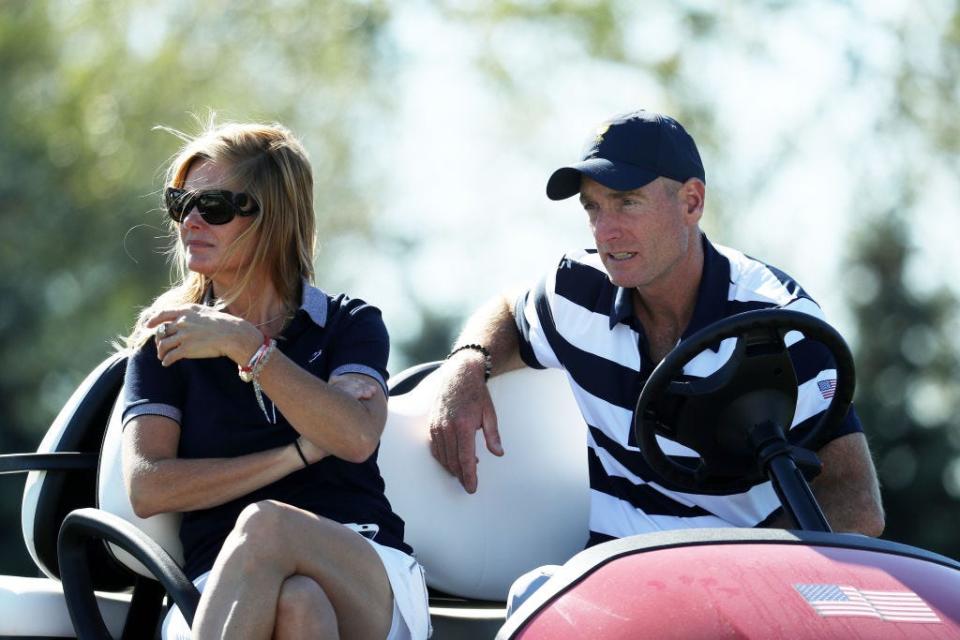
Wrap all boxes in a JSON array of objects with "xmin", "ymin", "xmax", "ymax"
[
  {"xmin": 452, "ymin": 292, "xmax": 526, "ymax": 376},
  {"xmin": 765, "ymin": 433, "xmax": 884, "ymax": 535}
]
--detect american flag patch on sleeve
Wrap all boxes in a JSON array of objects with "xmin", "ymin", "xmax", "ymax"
[
  {"xmin": 795, "ymin": 584, "xmax": 941, "ymax": 623},
  {"xmin": 816, "ymin": 379, "xmax": 837, "ymax": 399}
]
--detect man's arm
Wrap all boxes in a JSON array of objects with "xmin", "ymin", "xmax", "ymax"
[
  {"xmin": 428, "ymin": 292, "xmax": 527, "ymax": 493},
  {"xmin": 768, "ymin": 432, "xmax": 885, "ymax": 536}
]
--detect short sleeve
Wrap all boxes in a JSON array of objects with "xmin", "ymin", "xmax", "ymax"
[
  {"xmin": 326, "ymin": 301, "xmax": 390, "ymax": 396},
  {"xmin": 513, "ymin": 268, "xmax": 563, "ymax": 371},
  {"xmin": 121, "ymin": 337, "xmax": 185, "ymax": 428},
  {"xmin": 785, "ymin": 311, "xmax": 864, "ymax": 445}
]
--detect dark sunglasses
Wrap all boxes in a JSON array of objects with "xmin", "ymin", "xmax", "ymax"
[{"xmin": 164, "ymin": 187, "xmax": 260, "ymax": 225}]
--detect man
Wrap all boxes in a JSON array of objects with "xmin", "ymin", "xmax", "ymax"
[{"xmin": 427, "ymin": 110, "xmax": 884, "ymax": 561}]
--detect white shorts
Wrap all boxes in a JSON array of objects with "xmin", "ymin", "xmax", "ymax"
[{"xmin": 162, "ymin": 526, "xmax": 431, "ymax": 639}]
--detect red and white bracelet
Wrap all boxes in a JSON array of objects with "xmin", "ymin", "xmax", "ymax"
[
  {"xmin": 239, "ymin": 334, "xmax": 278, "ymax": 421},
  {"xmin": 239, "ymin": 334, "xmax": 272, "ymax": 383}
]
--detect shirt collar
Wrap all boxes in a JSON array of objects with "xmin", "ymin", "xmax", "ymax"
[
  {"xmin": 681, "ymin": 235, "xmax": 730, "ymax": 339},
  {"xmin": 607, "ymin": 234, "xmax": 730, "ymax": 334},
  {"xmin": 300, "ymin": 281, "xmax": 328, "ymax": 327},
  {"xmin": 201, "ymin": 279, "xmax": 328, "ymax": 328},
  {"xmin": 609, "ymin": 285, "xmax": 634, "ymax": 329}
]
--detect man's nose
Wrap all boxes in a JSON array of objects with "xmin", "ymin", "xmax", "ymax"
[{"xmin": 592, "ymin": 209, "xmax": 621, "ymax": 242}]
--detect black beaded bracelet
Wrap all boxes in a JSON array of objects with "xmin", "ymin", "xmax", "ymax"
[
  {"xmin": 292, "ymin": 439, "xmax": 310, "ymax": 468},
  {"xmin": 447, "ymin": 343, "xmax": 492, "ymax": 380}
]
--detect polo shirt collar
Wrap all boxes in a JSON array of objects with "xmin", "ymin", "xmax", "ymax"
[
  {"xmin": 201, "ymin": 280, "xmax": 328, "ymax": 328},
  {"xmin": 609, "ymin": 286, "xmax": 634, "ymax": 329},
  {"xmin": 607, "ymin": 234, "xmax": 730, "ymax": 335},
  {"xmin": 681, "ymin": 235, "xmax": 730, "ymax": 339},
  {"xmin": 300, "ymin": 281, "xmax": 328, "ymax": 327}
]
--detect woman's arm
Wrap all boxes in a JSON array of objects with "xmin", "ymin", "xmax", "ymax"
[
  {"xmin": 255, "ymin": 363, "xmax": 388, "ymax": 464},
  {"xmin": 147, "ymin": 304, "xmax": 389, "ymax": 464},
  {"xmin": 122, "ymin": 415, "xmax": 323, "ymax": 518}
]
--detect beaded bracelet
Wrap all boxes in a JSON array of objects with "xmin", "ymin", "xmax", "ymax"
[{"xmin": 447, "ymin": 343, "xmax": 492, "ymax": 380}]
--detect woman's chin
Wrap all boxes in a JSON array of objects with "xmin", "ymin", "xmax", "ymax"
[{"xmin": 185, "ymin": 257, "xmax": 217, "ymax": 276}]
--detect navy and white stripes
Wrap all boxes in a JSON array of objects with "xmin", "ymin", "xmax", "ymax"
[{"xmin": 514, "ymin": 236, "xmax": 862, "ymax": 544}]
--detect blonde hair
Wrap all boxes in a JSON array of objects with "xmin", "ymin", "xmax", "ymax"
[{"xmin": 123, "ymin": 120, "xmax": 316, "ymax": 350}]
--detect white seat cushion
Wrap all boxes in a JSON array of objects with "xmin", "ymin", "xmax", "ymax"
[
  {"xmin": 380, "ymin": 366, "xmax": 590, "ymax": 601},
  {"xmin": 0, "ymin": 575, "xmax": 129, "ymax": 637},
  {"xmin": 98, "ymin": 398, "xmax": 184, "ymax": 577}
]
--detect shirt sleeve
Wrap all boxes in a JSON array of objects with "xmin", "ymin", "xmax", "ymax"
[
  {"xmin": 784, "ymin": 302, "xmax": 864, "ymax": 445},
  {"xmin": 326, "ymin": 300, "xmax": 390, "ymax": 397},
  {"xmin": 513, "ymin": 265, "xmax": 563, "ymax": 371},
  {"xmin": 121, "ymin": 337, "xmax": 185, "ymax": 428}
]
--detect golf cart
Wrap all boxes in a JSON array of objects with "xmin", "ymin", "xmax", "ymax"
[{"xmin": 0, "ymin": 309, "xmax": 957, "ymax": 638}]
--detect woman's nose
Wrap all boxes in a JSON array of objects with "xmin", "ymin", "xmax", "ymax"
[{"xmin": 181, "ymin": 206, "xmax": 205, "ymax": 228}]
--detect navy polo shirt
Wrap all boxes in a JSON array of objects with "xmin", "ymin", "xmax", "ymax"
[
  {"xmin": 514, "ymin": 235, "xmax": 863, "ymax": 544},
  {"xmin": 122, "ymin": 283, "xmax": 411, "ymax": 580}
]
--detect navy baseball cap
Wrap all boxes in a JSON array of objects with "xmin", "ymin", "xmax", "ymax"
[{"xmin": 546, "ymin": 110, "xmax": 705, "ymax": 200}]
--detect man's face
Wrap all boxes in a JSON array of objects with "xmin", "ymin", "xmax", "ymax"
[{"xmin": 579, "ymin": 176, "xmax": 696, "ymax": 289}]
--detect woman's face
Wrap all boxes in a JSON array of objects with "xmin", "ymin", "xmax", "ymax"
[{"xmin": 177, "ymin": 159, "xmax": 258, "ymax": 283}]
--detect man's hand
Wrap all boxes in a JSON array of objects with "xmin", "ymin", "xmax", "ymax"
[{"xmin": 427, "ymin": 352, "xmax": 504, "ymax": 493}]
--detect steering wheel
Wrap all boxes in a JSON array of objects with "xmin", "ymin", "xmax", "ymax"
[{"xmin": 633, "ymin": 309, "xmax": 855, "ymax": 495}]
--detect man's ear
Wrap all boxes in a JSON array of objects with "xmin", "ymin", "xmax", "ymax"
[{"xmin": 682, "ymin": 178, "xmax": 705, "ymax": 222}]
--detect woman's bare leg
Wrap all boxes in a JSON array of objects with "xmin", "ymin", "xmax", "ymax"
[
  {"xmin": 192, "ymin": 500, "xmax": 393, "ymax": 640},
  {"xmin": 271, "ymin": 575, "xmax": 337, "ymax": 640}
]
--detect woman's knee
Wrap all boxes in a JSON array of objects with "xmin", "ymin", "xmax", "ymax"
[
  {"xmin": 233, "ymin": 500, "xmax": 290, "ymax": 543},
  {"xmin": 224, "ymin": 500, "xmax": 294, "ymax": 568},
  {"xmin": 275, "ymin": 575, "xmax": 337, "ymax": 638}
]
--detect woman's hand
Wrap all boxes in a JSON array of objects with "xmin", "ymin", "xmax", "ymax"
[
  {"xmin": 329, "ymin": 374, "xmax": 380, "ymax": 401},
  {"xmin": 146, "ymin": 304, "xmax": 261, "ymax": 367}
]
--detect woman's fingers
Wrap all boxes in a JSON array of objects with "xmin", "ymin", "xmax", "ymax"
[
  {"xmin": 329, "ymin": 375, "xmax": 380, "ymax": 401},
  {"xmin": 146, "ymin": 310, "xmax": 183, "ymax": 329},
  {"xmin": 145, "ymin": 303, "xmax": 204, "ymax": 328}
]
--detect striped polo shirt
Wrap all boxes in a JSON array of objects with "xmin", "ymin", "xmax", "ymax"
[{"xmin": 514, "ymin": 235, "xmax": 862, "ymax": 546}]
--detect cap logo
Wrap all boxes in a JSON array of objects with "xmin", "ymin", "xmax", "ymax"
[{"xmin": 594, "ymin": 122, "xmax": 611, "ymax": 144}]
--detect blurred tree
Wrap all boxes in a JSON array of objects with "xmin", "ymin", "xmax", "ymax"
[
  {"xmin": 840, "ymin": 0, "xmax": 960, "ymax": 559},
  {"xmin": 846, "ymin": 212, "xmax": 960, "ymax": 559}
]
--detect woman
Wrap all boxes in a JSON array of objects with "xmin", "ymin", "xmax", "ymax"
[{"xmin": 120, "ymin": 121, "xmax": 429, "ymax": 639}]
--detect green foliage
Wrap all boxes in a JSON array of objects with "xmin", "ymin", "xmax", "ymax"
[
  {"xmin": 1, "ymin": 0, "xmax": 394, "ymax": 429},
  {"xmin": 847, "ymin": 213, "xmax": 960, "ymax": 558}
]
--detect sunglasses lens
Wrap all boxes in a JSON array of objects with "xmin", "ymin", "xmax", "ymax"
[
  {"xmin": 164, "ymin": 188, "xmax": 190, "ymax": 222},
  {"xmin": 195, "ymin": 193, "xmax": 235, "ymax": 225}
]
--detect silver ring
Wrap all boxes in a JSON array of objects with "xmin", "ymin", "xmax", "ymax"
[{"xmin": 156, "ymin": 323, "xmax": 168, "ymax": 339}]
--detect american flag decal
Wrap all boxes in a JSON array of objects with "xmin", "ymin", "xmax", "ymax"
[
  {"xmin": 817, "ymin": 379, "xmax": 837, "ymax": 399},
  {"xmin": 795, "ymin": 584, "xmax": 941, "ymax": 623}
]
